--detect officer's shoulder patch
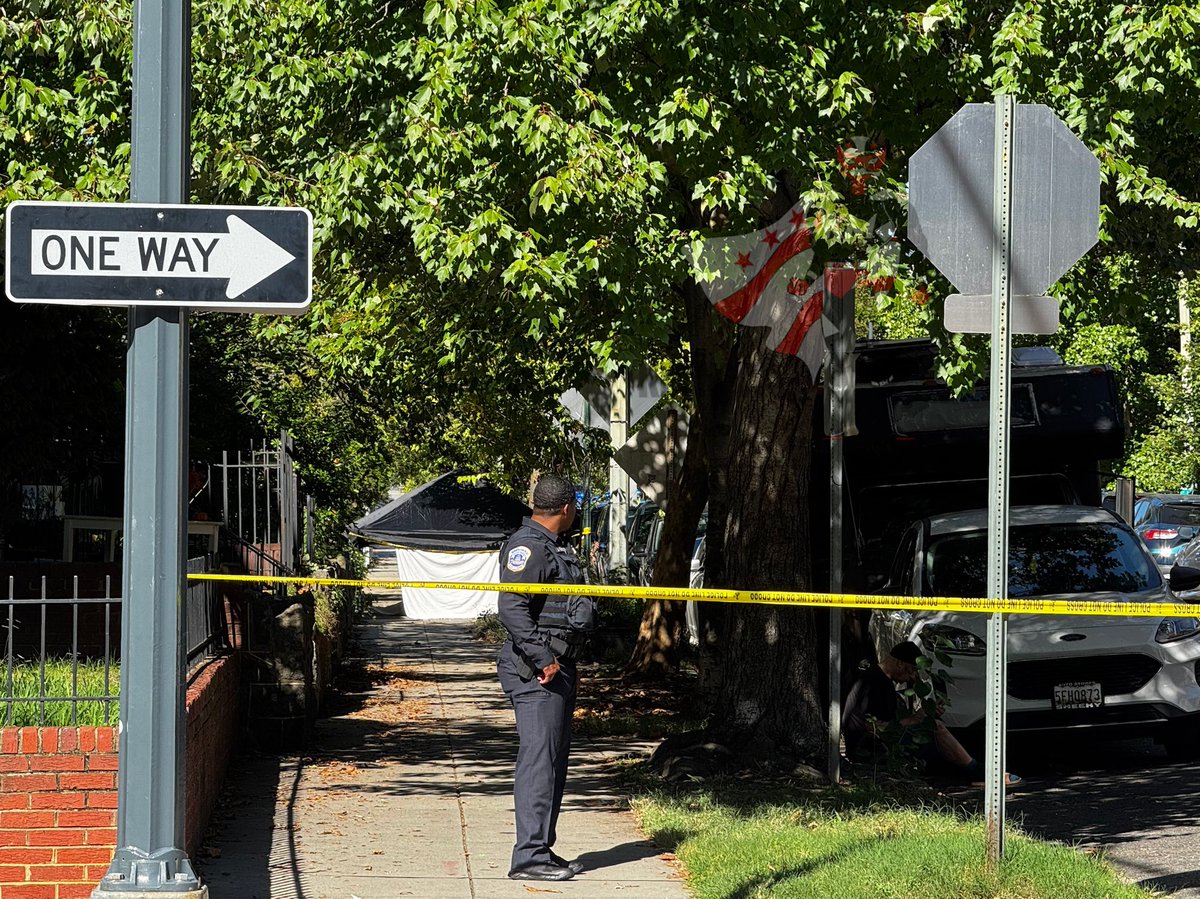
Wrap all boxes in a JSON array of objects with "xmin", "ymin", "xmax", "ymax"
[{"xmin": 506, "ymin": 545, "xmax": 532, "ymax": 572}]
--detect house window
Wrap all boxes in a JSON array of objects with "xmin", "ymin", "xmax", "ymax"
[
  {"xmin": 21, "ymin": 485, "xmax": 64, "ymax": 521},
  {"xmin": 71, "ymin": 528, "xmax": 118, "ymax": 563}
]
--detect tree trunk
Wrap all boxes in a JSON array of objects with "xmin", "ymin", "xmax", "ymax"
[
  {"xmin": 655, "ymin": 185, "xmax": 826, "ymax": 764},
  {"xmin": 624, "ymin": 410, "xmax": 709, "ymax": 679},
  {"xmin": 526, "ymin": 468, "xmax": 541, "ymax": 506},
  {"xmin": 682, "ymin": 279, "xmax": 738, "ymax": 706},
  {"xmin": 706, "ymin": 325, "xmax": 824, "ymax": 761}
]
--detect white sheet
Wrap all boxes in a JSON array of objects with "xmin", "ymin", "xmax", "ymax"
[{"xmin": 394, "ymin": 548, "xmax": 499, "ymax": 619}]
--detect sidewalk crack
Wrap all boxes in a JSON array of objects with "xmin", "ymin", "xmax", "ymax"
[{"xmin": 421, "ymin": 619, "xmax": 477, "ymax": 899}]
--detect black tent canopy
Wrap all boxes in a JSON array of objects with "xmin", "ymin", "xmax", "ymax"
[{"xmin": 352, "ymin": 472, "xmax": 529, "ymax": 551}]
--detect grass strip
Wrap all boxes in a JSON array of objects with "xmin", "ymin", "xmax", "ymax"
[
  {"xmin": 631, "ymin": 785, "xmax": 1155, "ymax": 899},
  {"xmin": 0, "ymin": 659, "xmax": 119, "ymax": 727}
]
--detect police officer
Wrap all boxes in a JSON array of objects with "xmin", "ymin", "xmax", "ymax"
[{"xmin": 498, "ymin": 473, "xmax": 589, "ymax": 882}]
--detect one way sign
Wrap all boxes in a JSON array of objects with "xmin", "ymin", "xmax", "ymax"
[{"xmin": 5, "ymin": 201, "xmax": 312, "ymax": 313}]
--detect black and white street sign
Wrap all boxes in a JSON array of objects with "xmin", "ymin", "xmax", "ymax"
[
  {"xmin": 5, "ymin": 201, "xmax": 312, "ymax": 313},
  {"xmin": 909, "ymin": 104, "xmax": 1099, "ymax": 334}
]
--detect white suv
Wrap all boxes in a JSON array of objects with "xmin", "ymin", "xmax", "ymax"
[{"xmin": 870, "ymin": 505, "xmax": 1200, "ymax": 757}]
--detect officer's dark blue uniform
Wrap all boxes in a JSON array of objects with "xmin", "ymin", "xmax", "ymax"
[{"xmin": 497, "ymin": 514, "xmax": 587, "ymax": 877}]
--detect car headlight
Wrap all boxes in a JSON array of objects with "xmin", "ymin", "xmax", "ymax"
[
  {"xmin": 1156, "ymin": 617, "xmax": 1200, "ymax": 643},
  {"xmin": 920, "ymin": 623, "xmax": 986, "ymax": 655}
]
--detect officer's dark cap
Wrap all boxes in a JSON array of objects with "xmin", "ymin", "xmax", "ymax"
[
  {"xmin": 889, "ymin": 640, "xmax": 922, "ymax": 665},
  {"xmin": 532, "ymin": 474, "xmax": 575, "ymax": 512}
]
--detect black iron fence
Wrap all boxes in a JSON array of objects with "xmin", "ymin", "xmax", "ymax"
[
  {"xmin": 212, "ymin": 431, "xmax": 307, "ymax": 574},
  {"xmin": 0, "ymin": 557, "xmax": 227, "ymax": 727},
  {"xmin": 185, "ymin": 555, "xmax": 226, "ymax": 661}
]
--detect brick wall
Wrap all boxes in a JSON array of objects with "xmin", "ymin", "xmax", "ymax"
[
  {"xmin": 0, "ymin": 727, "xmax": 115, "ymax": 899},
  {"xmin": 0, "ymin": 651, "xmax": 241, "ymax": 898},
  {"xmin": 183, "ymin": 653, "xmax": 241, "ymax": 856}
]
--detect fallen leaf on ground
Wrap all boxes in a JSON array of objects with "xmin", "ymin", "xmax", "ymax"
[{"xmin": 314, "ymin": 760, "xmax": 362, "ymax": 780}]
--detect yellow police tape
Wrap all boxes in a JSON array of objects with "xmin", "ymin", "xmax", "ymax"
[{"xmin": 186, "ymin": 572, "xmax": 1200, "ymax": 619}]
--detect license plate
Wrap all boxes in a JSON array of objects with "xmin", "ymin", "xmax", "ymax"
[{"xmin": 1053, "ymin": 681, "xmax": 1103, "ymax": 710}]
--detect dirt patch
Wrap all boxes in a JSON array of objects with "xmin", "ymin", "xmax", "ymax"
[
  {"xmin": 314, "ymin": 760, "xmax": 363, "ymax": 781},
  {"xmin": 327, "ymin": 659, "xmax": 431, "ymax": 724},
  {"xmin": 573, "ymin": 663, "xmax": 702, "ymax": 738}
]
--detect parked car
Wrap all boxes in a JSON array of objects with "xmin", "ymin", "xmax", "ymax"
[
  {"xmin": 869, "ymin": 505, "xmax": 1200, "ymax": 756},
  {"xmin": 685, "ymin": 532, "xmax": 705, "ymax": 646},
  {"xmin": 638, "ymin": 505, "xmax": 709, "ymax": 588},
  {"xmin": 1165, "ymin": 539, "xmax": 1200, "ymax": 597},
  {"xmin": 1132, "ymin": 493, "xmax": 1200, "ymax": 572},
  {"xmin": 624, "ymin": 500, "xmax": 659, "ymax": 581},
  {"xmin": 638, "ymin": 511, "xmax": 666, "ymax": 586}
]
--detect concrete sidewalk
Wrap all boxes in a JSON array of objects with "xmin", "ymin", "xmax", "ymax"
[{"xmin": 198, "ymin": 557, "xmax": 690, "ymax": 899}]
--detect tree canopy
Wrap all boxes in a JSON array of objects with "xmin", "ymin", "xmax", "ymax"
[{"xmin": 4, "ymin": 0, "xmax": 1200, "ymax": 753}]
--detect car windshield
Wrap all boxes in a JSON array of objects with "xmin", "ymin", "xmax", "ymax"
[
  {"xmin": 629, "ymin": 505, "xmax": 659, "ymax": 551},
  {"xmin": 1158, "ymin": 503, "xmax": 1200, "ymax": 526},
  {"xmin": 924, "ymin": 522, "xmax": 1161, "ymax": 598}
]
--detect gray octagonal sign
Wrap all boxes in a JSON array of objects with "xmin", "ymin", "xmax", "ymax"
[{"xmin": 909, "ymin": 104, "xmax": 1099, "ymax": 298}]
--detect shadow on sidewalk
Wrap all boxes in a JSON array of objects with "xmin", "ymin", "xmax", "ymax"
[
  {"xmin": 197, "ymin": 751, "xmax": 315, "ymax": 899},
  {"xmin": 297, "ymin": 708, "xmax": 638, "ymax": 807},
  {"xmin": 574, "ymin": 839, "xmax": 668, "ymax": 872},
  {"xmin": 197, "ymin": 612, "xmax": 665, "ymax": 897}
]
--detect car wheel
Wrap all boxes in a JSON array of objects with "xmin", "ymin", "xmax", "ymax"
[{"xmin": 1163, "ymin": 720, "xmax": 1200, "ymax": 762}]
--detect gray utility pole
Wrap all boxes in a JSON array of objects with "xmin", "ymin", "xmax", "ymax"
[
  {"xmin": 1115, "ymin": 476, "xmax": 1136, "ymax": 524},
  {"xmin": 824, "ymin": 263, "xmax": 858, "ymax": 786},
  {"xmin": 1181, "ymin": 278, "xmax": 1193, "ymax": 475},
  {"xmin": 983, "ymin": 93, "xmax": 1016, "ymax": 867},
  {"xmin": 582, "ymin": 401, "xmax": 592, "ymax": 557},
  {"xmin": 608, "ymin": 373, "xmax": 630, "ymax": 571},
  {"xmin": 92, "ymin": 0, "xmax": 206, "ymax": 894}
]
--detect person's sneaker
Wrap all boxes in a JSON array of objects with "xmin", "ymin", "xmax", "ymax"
[
  {"xmin": 550, "ymin": 853, "xmax": 584, "ymax": 874},
  {"xmin": 507, "ymin": 862, "xmax": 575, "ymax": 881}
]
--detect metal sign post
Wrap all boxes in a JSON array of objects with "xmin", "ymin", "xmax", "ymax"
[
  {"xmin": 91, "ymin": 0, "xmax": 205, "ymax": 894},
  {"xmin": 825, "ymin": 264, "xmax": 857, "ymax": 785},
  {"xmin": 908, "ymin": 94, "xmax": 1100, "ymax": 867},
  {"xmin": 608, "ymin": 373, "xmax": 630, "ymax": 569},
  {"xmin": 0, "ymin": 3, "xmax": 310, "ymax": 893},
  {"xmin": 983, "ymin": 92, "xmax": 1016, "ymax": 867}
]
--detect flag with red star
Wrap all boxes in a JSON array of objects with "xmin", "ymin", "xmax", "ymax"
[{"xmin": 693, "ymin": 203, "xmax": 827, "ymax": 377}]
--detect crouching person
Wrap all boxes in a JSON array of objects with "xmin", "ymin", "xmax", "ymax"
[{"xmin": 842, "ymin": 640, "xmax": 1021, "ymax": 787}]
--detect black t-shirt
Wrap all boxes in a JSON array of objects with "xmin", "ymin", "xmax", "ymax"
[{"xmin": 842, "ymin": 664, "xmax": 903, "ymax": 755}]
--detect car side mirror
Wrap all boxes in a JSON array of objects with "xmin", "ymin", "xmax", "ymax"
[{"xmin": 1169, "ymin": 564, "xmax": 1200, "ymax": 594}]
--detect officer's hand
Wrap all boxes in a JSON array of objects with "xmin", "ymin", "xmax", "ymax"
[{"xmin": 537, "ymin": 658, "xmax": 561, "ymax": 684}]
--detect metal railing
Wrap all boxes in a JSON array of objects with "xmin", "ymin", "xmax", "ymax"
[
  {"xmin": 0, "ymin": 558, "xmax": 227, "ymax": 727},
  {"xmin": 186, "ymin": 554, "xmax": 228, "ymax": 661},
  {"xmin": 215, "ymin": 431, "xmax": 308, "ymax": 575},
  {"xmin": 220, "ymin": 526, "xmax": 293, "ymax": 579}
]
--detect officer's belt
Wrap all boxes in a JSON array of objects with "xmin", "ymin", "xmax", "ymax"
[
  {"xmin": 511, "ymin": 633, "xmax": 584, "ymax": 678},
  {"xmin": 548, "ymin": 633, "xmax": 585, "ymax": 660}
]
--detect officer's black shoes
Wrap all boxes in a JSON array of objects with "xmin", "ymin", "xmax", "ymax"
[
  {"xmin": 550, "ymin": 852, "xmax": 585, "ymax": 874},
  {"xmin": 507, "ymin": 862, "xmax": 576, "ymax": 881}
]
